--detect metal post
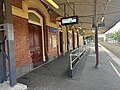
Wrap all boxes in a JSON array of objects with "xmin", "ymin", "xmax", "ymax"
[
  {"xmin": 4, "ymin": 0, "xmax": 17, "ymax": 87},
  {"xmin": 94, "ymin": 0, "xmax": 100, "ymax": 68},
  {"xmin": 0, "ymin": 0, "xmax": 7, "ymax": 83},
  {"xmin": 79, "ymin": 46, "xmax": 80, "ymax": 59},
  {"xmin": 70, "ymin": 54, "xmax": 73, "ymax": 77},
  {"xmin": 95, "ymin": 26, "xmax": 99, "ymax": 68},
  {"xmin": 0, "ymin": 32, "xmax": 4, "ymax": 83},
  {"xmin": 73, "ymin": 3, "xmax": 75, "ymax": 16},
  {"xmin": 64, "ymin": 4, "xmax": 66, "ymax": 17}
]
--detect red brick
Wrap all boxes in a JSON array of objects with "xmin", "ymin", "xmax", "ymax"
[
  {"xmin": 47, "ymin": 29, "xmax": 58, "ymax": 56},
  {"xmin": 13, "ymin": 15, "xmax": 32, "ymax": 68},
  {"xmin": 12, "ymin": 0, "xmax": 22, "ymax": 9}
]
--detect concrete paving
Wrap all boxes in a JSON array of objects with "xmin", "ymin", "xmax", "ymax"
[
  {"xmin": 0, "ymin": 81, "xmax": 27, "ymax": 90},
  {"xmin": 17, "ymin": 44, "xmax": 120, "ymax": 90}
]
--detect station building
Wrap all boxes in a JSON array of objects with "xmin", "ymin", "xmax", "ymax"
[{"xmin": 11, "ymin": 0, "xmax": 83, "ymax": 77}]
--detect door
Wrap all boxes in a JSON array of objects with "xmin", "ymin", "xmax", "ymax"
[
  {"xmin": 60, "ymin": 32, "xmax": 63, "ymax": 54},
  {"xmin": 77, "ymin": 32, "xmax": 79, "ymax": 47},
  {"xmin": 72, "ymin": 31, "xmax": 75, "ymax": 49},
  {"xmin": 28, "ymin": 23, "xmax": 43, "ymax": 65},
  {"xmin": 67, "ymin": 30, "xmax": 69, "ymax": 52}
]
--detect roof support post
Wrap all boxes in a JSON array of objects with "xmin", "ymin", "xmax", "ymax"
[
  {"xmin": 95, "ymin": 26, "xmax": 99, "ymax": 68},
  {"xmin": 0, "ymin": 0, "xmax": 7, "ymax": 83},
  {"xmin": 94, "ymin": 0, "xmax": 100, "ymax": 68},
  {"xmin": 4, "ymin": 0, "xmax": 17, "ymax": 87}
]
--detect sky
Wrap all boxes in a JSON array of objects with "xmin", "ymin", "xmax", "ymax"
[{"xmin": 105, "ymin": 21, "xmax": 120, "ymax": 34}]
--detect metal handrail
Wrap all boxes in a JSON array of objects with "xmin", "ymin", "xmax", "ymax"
[{"xmin": 69, "ymin": 45, "xmax": 89, "ymax": 77}]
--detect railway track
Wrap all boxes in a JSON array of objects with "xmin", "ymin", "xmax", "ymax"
[{"xmin": 100, "ymin": 42, "xmax": 120, "ymax": 59}]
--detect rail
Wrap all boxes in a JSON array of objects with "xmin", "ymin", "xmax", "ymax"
[{"xmin": 69, "ymin": 45, "xmax": 89, "ymax": 78}]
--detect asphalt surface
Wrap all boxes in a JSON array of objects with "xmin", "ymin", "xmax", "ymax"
[{"xmin": 17, "ymin": 44, "xmax": 120, "ymax": 90}]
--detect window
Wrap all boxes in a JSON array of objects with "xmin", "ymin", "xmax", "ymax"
[{"xmin": 28, "ymin": 13, "xmax": 40, "ymax": 23}]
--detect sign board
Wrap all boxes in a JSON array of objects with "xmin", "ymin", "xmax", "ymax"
[
  {"xmin": 61, "ymin": 16, "xmax": 78, "ymax": 25},
  {"xmin": 51, "ymin": 35, "xmax": 57, "ymax": 48},
  {"xmin": 49, "ymin": 27, "xmax": 57, "ymax": 33}
]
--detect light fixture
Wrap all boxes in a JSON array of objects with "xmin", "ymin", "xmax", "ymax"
[
  {"xmin": 77, "ymin": 29, "xmax": 79, "ymax": 32},
  {"xmin": 101, "ymin": 16, "xmax": 105, "ymax": 22},
  {"xmin": 98, "ymin": 16, "xmax": 105, "ymax": 27},
  {"xmin": 92, "ymin": 29, "xmax": 95, "ymax": 33},
  {"xmin": 47, "ymin": 0, "xmax": 59, "ymax": 9}
]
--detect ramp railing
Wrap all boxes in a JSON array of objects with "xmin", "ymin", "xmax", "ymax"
[{"xmin": 69, "ymin": 45, "xmax": 89, "ymax": 77}]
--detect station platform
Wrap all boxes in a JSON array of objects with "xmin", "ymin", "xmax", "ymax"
[{"xmin": 17, "ymin": 44, "xmax": 120, "ymax": 90}]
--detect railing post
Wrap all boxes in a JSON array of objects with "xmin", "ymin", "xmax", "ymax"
[
  {"xmin": 70, "ymin": 54, "xmax": 72, "ymax": 70},
  {"xmin": 69, "ymin": 54, "xmax": 73, "ymax": 77},
  {"xmin": 79, "ymin": 47, "xmax": 80, "ymax": 59}
]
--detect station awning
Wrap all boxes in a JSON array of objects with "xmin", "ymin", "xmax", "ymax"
[{"xmin": 43, "ymin": 0, "xmax": 120, "ymax": 35}]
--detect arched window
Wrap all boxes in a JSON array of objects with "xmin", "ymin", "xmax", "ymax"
[
  {"xmin": 28, "ymin": 10, "xmax": 43, "ymax": 26},
  {"xmin": 28, "ymin": 12, "xmax": 40, "ymax": 23}
]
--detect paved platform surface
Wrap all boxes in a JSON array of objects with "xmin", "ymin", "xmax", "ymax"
[
  {"xmin": 0, "ymin": 81, "xmax": 27, "ymax": 90},
  {"xmin": 17, "ymin": 44, "xmax": 120, "ymax": 90}
]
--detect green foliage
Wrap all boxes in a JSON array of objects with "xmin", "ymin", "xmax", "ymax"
[
  {"xmin": 111, "ymin": 29, "xmax": 120, "ymax": 40},
  {"xmin": 85, "ymin": 36, "xmax": 94, "ymax": 40}
]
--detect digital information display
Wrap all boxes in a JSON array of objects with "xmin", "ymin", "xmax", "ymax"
[{"xmin": 61, "ymin": 16, "xmax": 78, "ymax": 25}]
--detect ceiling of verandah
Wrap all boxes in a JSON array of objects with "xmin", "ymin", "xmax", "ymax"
[{"xmin": 41, "ymin": 0, "xmax": 120, "ymax": 36}]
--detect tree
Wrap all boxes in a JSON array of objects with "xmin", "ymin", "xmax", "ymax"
[{"xmin": 110, "ymin": 29, "xmax": 120, "ymax": 42}]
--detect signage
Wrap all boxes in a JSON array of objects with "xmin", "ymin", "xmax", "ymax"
[
  {"xmin": 61, "ymin": 16, "xmax": 78, "ymax": 25},
  {"xmin": 49, "ymin": 27, "xmax": 57, "ymax": 32}
]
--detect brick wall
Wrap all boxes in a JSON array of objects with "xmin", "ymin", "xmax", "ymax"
[
  {"xmin": 50, "ymin": 13, "xmax": 58, "ymax": 24},
  {"xmin": 47, "ymin": 28, "xmax": 58, "ymax": 56},
  {"xmin": 13, "ymin": 15, "xmax": 32, "ymax": 68},
  {"xmin": 12, "ymin": 0, "xmax": 22, "ymax": 9}
]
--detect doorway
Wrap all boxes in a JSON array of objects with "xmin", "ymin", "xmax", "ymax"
[
  {"xmin": 59, "ymin": 32, "xmax": 63, "ymax": 55},
  {"xmin": 72, "ymin": 31, "xmax": 75, "ymax": 49},
  {"xmin": 28, "ymin": 23, "xmax": 43, "ymax": 65}
]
